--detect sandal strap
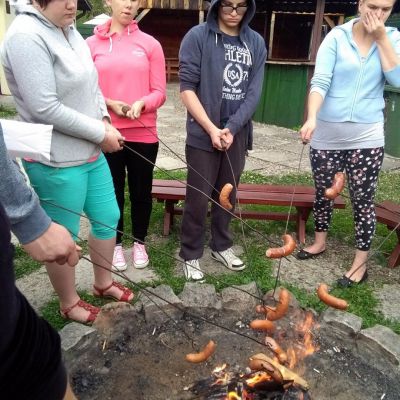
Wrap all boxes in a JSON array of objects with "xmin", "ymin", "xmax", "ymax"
[
  {"xmin": 110, "ymin": 281, "xmax": 133, "ymax": 302},
  {"xmin": 60, "ymin": 299, "xmax": 100, "ymax": 323},
  {"xmin": 93, "ymin": 281, "xmax": 114, "ymax": 297},
  {"xmin": 93, "ymin": 281, "xmax": 133, "ymax": 302}
]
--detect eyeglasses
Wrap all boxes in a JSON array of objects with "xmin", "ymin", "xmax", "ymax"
[{"xmin": 220, "ymin": 3, "xmax": 248, "ymax": 15}]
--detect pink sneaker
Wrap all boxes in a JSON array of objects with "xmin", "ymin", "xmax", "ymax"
[
  {"xmin": 133, "ymin": 242, "xmax": 149, "ymax": 269},
  {"xmin": 112, "ymin": 245, "xmax": 127, "ymax": 272}
]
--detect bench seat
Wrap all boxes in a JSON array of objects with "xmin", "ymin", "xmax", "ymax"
[
  {"xmin": 375, "ymin": 200, "xmax": 400, "ymax": 268},
  {"xmin": 151, "ymin": 179, "xmax": 346, "ymax": 243}
]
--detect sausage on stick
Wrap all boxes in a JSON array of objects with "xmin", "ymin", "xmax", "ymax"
[{"xmin": 185, "ymin": 340, "xmax": 216, "ymax": 363}]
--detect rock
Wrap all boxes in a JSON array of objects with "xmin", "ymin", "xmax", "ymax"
[
  {"xmin": 141, "ymin": 284, "xmax": 183, "ymax": 325},
  {"xmin": 357, "ymin": 325, "xmax": 400, "ymax": 379}
]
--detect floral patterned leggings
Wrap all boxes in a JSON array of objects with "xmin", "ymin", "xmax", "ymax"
[{"xmin": 310, "ymin": 147, "xmax": 384, "ymax": 251}]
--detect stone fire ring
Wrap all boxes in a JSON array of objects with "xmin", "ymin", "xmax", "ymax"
[{"xmin": 60, "ymin": 282, "xmax": 400, "ymax": 399}]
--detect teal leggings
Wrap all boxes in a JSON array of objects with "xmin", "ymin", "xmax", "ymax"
[{"xmin": 23, "ymin": 153, "xmax": 119, "ymax": 240}]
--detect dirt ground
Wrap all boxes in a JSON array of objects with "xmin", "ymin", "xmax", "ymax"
[{"xmin": 67, "ymin": 302, "xmax": 399, "ymax": 400}]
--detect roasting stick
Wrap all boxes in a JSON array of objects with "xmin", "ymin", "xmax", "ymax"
[
  {"xmin": 41, "ymin": 199, "xmax": 268, "ymax": 302},
  {"xmin": 121, "ymin": 141, "xmax": 285, "ymax": 249},
  {"xmin": 123, "ymin": 116, "xmax": 288, "ymax": 249},
  {"xmin": 222, "ymin": 147, "xmax": 262, "ymax": 297},
  {"xmin": 78, "ymin": 252, "xmax": 270, "ymax": 350},
  {"xmin": 270, "ymin": 143, "xmax": 307, "ymax": 296}
]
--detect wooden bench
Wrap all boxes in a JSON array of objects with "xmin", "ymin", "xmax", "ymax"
[
  {"xmin": 151, "ymin": 179, "xmax": 346, "ymax": 243},
  {"xmin": 165, "ymin": 58, "xmax": 179, "ymax": 82},
  {"xmin": 376, "ymin": 200, "xmax": 400, "ymax": 268}
]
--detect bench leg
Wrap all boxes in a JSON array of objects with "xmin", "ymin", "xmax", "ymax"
[
  {"xmin": 388, "ymin": 231, "xmax": 400, "ymax": 268},
  {"xmin": 296, "ymin": 207, "xmax": 312, "ymax": 244},
  {"xmin": 163, "ymin": 200, "xmax": 176, "ymax": 236}
]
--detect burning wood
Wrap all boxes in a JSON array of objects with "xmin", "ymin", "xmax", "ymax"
[{"xmin": 248, "ymin": 353, "xmax": 309, "ymax": 391}]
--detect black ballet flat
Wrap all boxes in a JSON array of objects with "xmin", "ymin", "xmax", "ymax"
[
  {"xmin": 336, "ymin": 270, "xmax": 369, "ymax": 288},
  {"xmin": 296, "ymin": 249, "xmax": 325, "ymax": 260}
]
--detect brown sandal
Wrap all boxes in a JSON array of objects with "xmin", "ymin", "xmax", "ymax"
[
  {"xmin": 93, "ymin": 281, "xmax": 134, "ymax": 302},
  {"xmin": 60, "ymin": 299, "xmax": 100, "ymax": 324}
]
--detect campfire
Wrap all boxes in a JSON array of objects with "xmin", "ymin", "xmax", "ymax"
[
  {"xmin": 188, "ymin": 309, "xmax": 318, "ymax": 400},
  {"xmin": 64, "ymin": 284, "xmax": 400, "ymax": 400}
]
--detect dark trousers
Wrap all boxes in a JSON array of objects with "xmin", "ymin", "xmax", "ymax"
[
  {"xmin": 310, "ymin": 147, "xmax": 384, "ymax": 251},
  {"xmin": 0, "ymin": 203, "xmax": 67, "ymax": 399},
  {"xmin": 105, "ymin": 141, "xmax": 159, "ymax": 244},
  {"xmin": 179, "ymin": 132, "xmax": 247, "ymax": 260}
]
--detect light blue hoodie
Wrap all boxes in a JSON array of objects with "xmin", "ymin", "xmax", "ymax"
[{"xmin": 311, "ymin": 18, "xmax": 400, "ymax": 123}]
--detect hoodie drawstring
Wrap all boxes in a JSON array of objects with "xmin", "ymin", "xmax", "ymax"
[
  {"xmin": 108, "ymin": 36, "xmax": 113, "ymax": 53},
  {"xmin": 243, "ymin": 41, "xmax": 252, "ymax": 66}
]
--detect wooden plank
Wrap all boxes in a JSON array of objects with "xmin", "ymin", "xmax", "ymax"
[
  {"xmin": 136, "ymin": 8, "xmax": 151, "ymax": 22},
  {"xmin": 323, "ymin": 15, "xmax": 335, "ymax": 29},
  {"xmin": 376, "ymin": 207, "xmax": 400, "ymax": 228},
  {"xmin": 378, "ymin": 200, "xmax": 400, "ymax": 215},
  {"xmin": 309, "ymin": 0, "xmax": 326, "ymax": 61},
  {"xmin": 151, "ymin": 180, "xmax": 346, "ymax": 207},
  {"xmin": 152, "ymin": 179, "xmax": 345, "ymax": 238}
]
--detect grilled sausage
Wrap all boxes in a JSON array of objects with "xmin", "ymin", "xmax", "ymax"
[
  {"xmin": 317, "ymin": 284, "xmax": 348, "ymax": 310},
  {"xmin": 219, "ymin": 183, "xmax": 233, "ymax": 210},
  {"xmin": 266, "ymin": 288, "xmax": 290, "ymax": 321},
  {"xmin": 249, "ymin": 319, "xmax": 276, "ymax": 333},
  {"xmin": 185, "ymin": 340, "xmax": 216, "ymax": 363},
  {"xmin": 265, "ymin": 337, "xmax": 288, "ymax": 364},
  {"xmin": 266, "ymin": 234, "xmax": 296, "ymax": 259},
  {"xmin": 325, "ymin": 172, "xmax": 345, "ymax": 200}
]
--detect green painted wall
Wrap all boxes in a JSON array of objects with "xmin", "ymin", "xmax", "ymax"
[
  {"xmin": 77, "ymin": 23, "xmax": 95, "ymax": 39},
  {"xmin": 254, "ymin": 63, "xmax": 308, "ymax": 129}
]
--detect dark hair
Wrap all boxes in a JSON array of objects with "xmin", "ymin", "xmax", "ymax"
[{"xmin": 31, "ymin": 0, "xmax": 53, "ymax": 9}]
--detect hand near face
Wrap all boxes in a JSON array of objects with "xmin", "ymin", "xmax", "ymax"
[{"xmin": 363, "ymin": 11, "xmax": 387, "ymax": 41}]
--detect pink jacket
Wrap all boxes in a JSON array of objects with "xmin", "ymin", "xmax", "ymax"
[{"xmin": 87, "ymin": 19, "xmax": 166, "ymax": 142}]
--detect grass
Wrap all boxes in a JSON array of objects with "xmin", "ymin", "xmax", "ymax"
[
  {"xmin": 13, "ymin": 169, "xmax": 400, "ymax": 334},
  {"xmin": 0, "ymin": 104, "xmax": 17, "ymax": 118}
]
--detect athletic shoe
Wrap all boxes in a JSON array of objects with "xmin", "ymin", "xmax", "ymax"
[
  {"xmin": 112, "ymin": 245, "xmax": 127, "ymax": 272},
  {"xmin": 183, "ymin": 259, "xmax": 204, "ymax": 281},
  {"xmin": 133, "ymin": 242, "xmax": 149, "ymax": 269},
  {"xmin": 211, "ymin": 247, "xmax": 246, "ymax": 271}
]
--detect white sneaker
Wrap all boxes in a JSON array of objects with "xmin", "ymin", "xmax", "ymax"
[
  {"xmin": 132, "ymin": 242, "xmax": 149, "ymax": 269},
  {"xmin": 211, "ymin": 247, "xmax": 245, "ymax": 271},
  {"xmin": 183, "ymin": 259, "xmax": 204, "ymax": 281},
  {"xmin": 112, "ymin": 245, "xmax": 127, "ymax": 271}
]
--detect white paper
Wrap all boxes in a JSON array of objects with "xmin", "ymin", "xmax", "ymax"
[{"xmin": 2, "ymin": 119, "xmax": 52, "ymax": 162}]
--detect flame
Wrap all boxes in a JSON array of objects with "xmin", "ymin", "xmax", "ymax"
[
  {"xmin": 213, "ymin": 363, "xmax": 227, "ymax": 374},
  {"xmin": 287, "ymin": 347, "xmax": 297, "ymax": 370},
  {"xmin": 227, "ymin": 392, "xmax": 241, "ymax": 400},
  {"xmin": 246, "ymin": 371, "xmax": 272, "ymax": 388},
  {"xmin": 286, "ymin": 311, "xmax": 319, "ymax": 369},
  {"xmin": 212, "ymin": 363, "xmax": 233, "ymax": 386}
]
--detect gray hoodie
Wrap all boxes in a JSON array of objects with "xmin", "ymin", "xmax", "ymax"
[
  {"xmin": 1, "ymin": 5, "xmax": 109, "ymax": 167},
  {"xmin": 179, "ymin": 0, "xmax": 267, "ymax": 151},
  {"xmin": 0, "ymin": 123, "xmax": 50, "ymax": 244}
]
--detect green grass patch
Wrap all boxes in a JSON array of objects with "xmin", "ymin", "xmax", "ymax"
[
  {"xmin": 17, "ymin": 170, "xmax": 400, "ymax": 334},
  {"xmin": 0, "ymin": 104, "xmax": 17, "ymax": 118},
  {"xmin": 13, "ymin": 246, "xmax": 42, "ymax": 279}
]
